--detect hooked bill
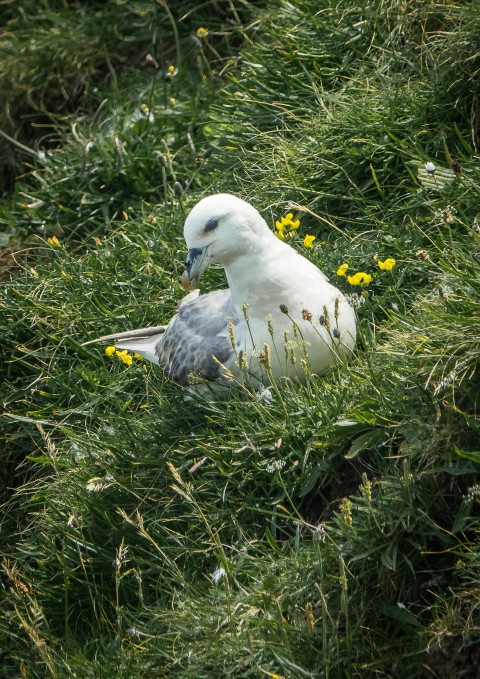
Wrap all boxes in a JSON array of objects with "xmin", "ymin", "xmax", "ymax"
[{"xmin": 180, "ymin": 270, "xmax": 196, "ymax": 290}]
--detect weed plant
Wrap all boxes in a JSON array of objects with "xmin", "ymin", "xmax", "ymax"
[{"xmin": 1, "ymin": 0, "xmax": 480, "ymax": 677}]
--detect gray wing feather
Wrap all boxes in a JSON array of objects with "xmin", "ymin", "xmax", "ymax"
[
  {"xmin": 82, "ymin": 325, "xmax": 166, "ymax": 346},
  {"xmin": 157, "ymin": 288, "xmax": 238, "ymax": 383}
]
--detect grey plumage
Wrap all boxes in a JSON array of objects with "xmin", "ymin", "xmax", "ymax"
[{"xmin": 157, "ymin": 289, "xmax": 237, "ymax": 382}]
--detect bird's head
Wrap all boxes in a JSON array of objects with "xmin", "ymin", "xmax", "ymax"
[{"xmin": 181, "ymin": 193, "xmax": 271, "ymax": 289}]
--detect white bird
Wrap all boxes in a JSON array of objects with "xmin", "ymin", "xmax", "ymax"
[{"xmin": 84, "ymin": 194, "xmax": 356, "ymax": 395}]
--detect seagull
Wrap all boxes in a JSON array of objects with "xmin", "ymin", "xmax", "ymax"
[{"xmin": 84, "ymin": 194, "xmax": 356, "ymax": 395}]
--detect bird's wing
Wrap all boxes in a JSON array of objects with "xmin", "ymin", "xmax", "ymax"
[{"xmin": 156, "ymin": 288, "xmax": 239, "ymax": 383}]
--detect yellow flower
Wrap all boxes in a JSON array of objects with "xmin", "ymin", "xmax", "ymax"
[
  {"xmin": 337, "ymin": 263, "xmax": 349, "ymax": 276},
  {"xmin": 105, "ymin": 346, "xmax": 116, "ymax": 357},
  {"xmin": 285, "ymin": 213, "xmax": 300, "ymax": 229},
  {"xmin": 275, "ymin": 230, "xmax": 285, "ymax": 240},
  {"xmin": 169, "ymin": 97, "xmax": 176, "ymax": 106},
  {"xmin": 283, "ymin": 213, "xmax": 300, "ymax": 229},
  {"xmin": 196, "ymin": 27, "xmax": 208, "ymax": 37},
  {"xmin": 47, "ymin": 236, "xmax": 61, "ymax": 247},
  {"xmin": 275, "ymin": 213, "xmax": 301, "ymax": 236},
  {"xmin": 347, "ymin": 272, "xmax": 372, "ymax": 286},
  {"xmin": 339, "ymin": 497, "xmax": 353, "ymax": 526},
  {"xmin": 305, "ymin": 601, "xmax": 315, "ymax": 633},
  {"xmin": 304, "ymin": 234, "xmax": 316, "ymax": 248},
  {"xmin": 168, "ymin": 64, "xmax": 176, "ymax": 74},
  {"xmin": 377, "ymin": 257, "xmax": 396, "ymax": 271},
  {"xmin": 116, "ymin": 349, "xmax": 133, "ymax": 366}
]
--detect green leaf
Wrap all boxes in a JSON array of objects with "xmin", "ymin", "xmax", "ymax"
[
  {"xmin": 331, "ymin": 418, "xmax": 370, "ymax": 434},
  {"xmin": 345, "ymin": 429, "xmax": 384, "ymax": 459},
  {"xmin": 378, "ymin": 602, "xmax": 423, "ymax": 628},
  {"xmin": 453, "ymin": 446, "xmax": 480, "ymax": 464},
  {"xmin": 264, "ymin": 526, "xmax": 282, "ymax": 553},
  {"xmin": 298, "ymin": 461, "xmax": 330, "ymax": 497}
]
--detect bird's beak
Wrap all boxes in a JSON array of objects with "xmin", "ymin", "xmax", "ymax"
[{"xmin": 181, "ymin": 246, "xmax": 210, "ymax": 290}]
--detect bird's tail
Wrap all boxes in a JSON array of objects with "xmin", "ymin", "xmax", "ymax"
[{"xmin": 82, "ymin": 326, "xmax": 167, "ymax": 365}]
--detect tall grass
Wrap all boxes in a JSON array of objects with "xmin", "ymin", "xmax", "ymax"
[{"xmin": 1, "ymin": 0, "xmax": 479, "ymax": 677}]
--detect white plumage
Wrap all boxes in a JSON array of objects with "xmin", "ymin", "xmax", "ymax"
[{"xmin": 84, "ymin": 194, "xmax": 356, "ymax": 394}]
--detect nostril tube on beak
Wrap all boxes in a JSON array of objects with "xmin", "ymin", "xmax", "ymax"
[
  {"xmin": 185, "ymin": 247, "xmax": 203, "ymax": 273},
  {"xmin": 181, "ymin": 246, "xmax": 209, "ymax": 291}
]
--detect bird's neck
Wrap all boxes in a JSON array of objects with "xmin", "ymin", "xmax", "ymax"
[{"xmin": 223, "ymin": 237, "xmax": 292, "ymax": 313}]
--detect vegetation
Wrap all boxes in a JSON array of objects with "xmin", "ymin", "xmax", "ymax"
[{"xmin": 1, "ymin": 0, "xmax": 479, "ymax": 676}]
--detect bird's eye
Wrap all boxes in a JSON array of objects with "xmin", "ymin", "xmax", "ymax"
[{"xmin": 205, "ymin": 218, "xmax": 219, "ymax": 232}]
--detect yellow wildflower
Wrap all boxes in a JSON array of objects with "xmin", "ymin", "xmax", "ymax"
[
  {"xmin": 306, "ymin": 601, "xmax": 315, "ymax": 633},
  {"xmin": 347, "ymin": 272, "xmax": 372, "ymax": 286},
  {"xmin": 116, "ymin": 349, "xmax": 133, "ymax": 366},
  {"xmin": 339, "ymin": 497, "xmax": 353, "ymax": 526},
  {"xmin": 47, "ymin": 236, "xmax": 61, "ymax": 247},
  {"xmin": 168, "ymin": 64, "xmax": 176, "ymax": 74},
  {"xmin": 377, "ymin": 257, "xmax": 396, "ymax": 271},
  {"xmin": 196, "ymin": 27, "xmax": 208, "ymax": 38},
  {"xmin": 105, "ymin": 346, "xmax": 116, "ymax": 357},
  {"xmin": 285, "ymin": 213, "xmax": 300, "ymax": 229},
  {"xmin": 304, "ymin": 234, "xmax": 316, "ymax": 248},
  {"xmin": 169, "ymin": 97, "xmax": 176, "ymax": 106},
  {"xmin": 274, "ymin": 212, "xmax": 301, "ymax": 241},
  {"xmin": 337, "ymin": 263, "xmax": 349, "ymax": 276},
  {"xmin": 276, "ymin": 213, "xmax": 300, "ymax": 229}
]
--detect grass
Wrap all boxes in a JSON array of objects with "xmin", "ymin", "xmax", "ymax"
[{"xmin": 1, "ymin": 0, "xmax": 480, "ymax": 677}]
